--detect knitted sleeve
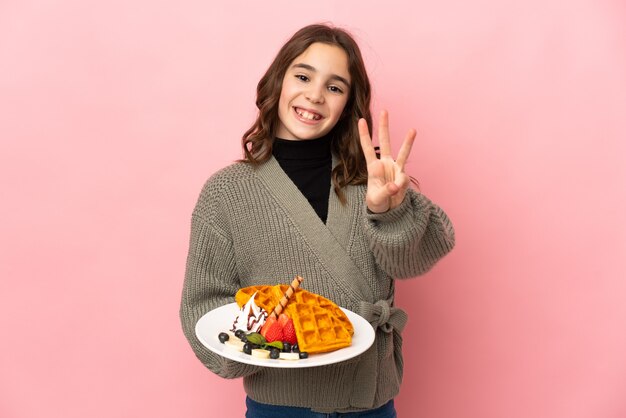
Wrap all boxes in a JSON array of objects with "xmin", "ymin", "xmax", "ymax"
[
  {"xmin": 179, "ymin": 203, "xmax": 260, "ymax": 379},
  {"xmin": 362, "ymin": 188, "xmax": 455, "ymax": 278}
]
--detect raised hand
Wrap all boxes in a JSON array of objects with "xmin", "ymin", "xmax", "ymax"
[{"xmin": 358, "ymin": 110, "xmax": 416, "ymax": 213}]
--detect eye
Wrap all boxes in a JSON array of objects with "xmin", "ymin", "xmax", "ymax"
[
  {"xmin": 328, "ymin": 85, "xmax": 344, "ymax": 94},
  {"xmin": 295, "ymin": 74, "xmax": 309, "ymax": 82}
]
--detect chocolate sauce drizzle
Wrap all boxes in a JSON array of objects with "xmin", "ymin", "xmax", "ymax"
[{"xmin": 231, "ymin": 309, "xmax": 268, "ymax": 332}]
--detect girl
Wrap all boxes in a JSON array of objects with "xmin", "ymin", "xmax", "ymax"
[{"xmin": 180, "ymin": 24, "xmax": 455, "ymax": 417}]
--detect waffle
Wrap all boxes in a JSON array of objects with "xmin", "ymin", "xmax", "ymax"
[
  {"xmin": 235, "ymin": 285, "xmax": 283, "ymax": 315},
  {"xmin": 235, "ymin": 284, "xmax": 354, "ymax": 354}
]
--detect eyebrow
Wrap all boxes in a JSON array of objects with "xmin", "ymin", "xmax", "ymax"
[{"xmin": 291, "ymin": 63, "xmax": 351, "ymax": 88}]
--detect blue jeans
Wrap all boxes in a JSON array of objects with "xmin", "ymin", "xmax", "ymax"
[{"xmin": 245, "ymin": 397, "xmax": 397, "ymax": 418}]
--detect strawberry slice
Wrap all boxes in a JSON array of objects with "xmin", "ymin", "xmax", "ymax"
[
  {"xmin": 277, "ymin": 313, "xmax": 290, "ymax": 328},
  {"xmin": 260, "ymin": 315, "xmax": 276, "ymax": 338},
  {"xmin": 282, "ymin": 318, "xmax": 297, "ymax": 345},
  {"xmin": 264, "ymin": 320, "xmax": 284, "ymax": 343}
]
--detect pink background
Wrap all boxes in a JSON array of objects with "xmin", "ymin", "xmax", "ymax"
[{"xmin": 1, "ymin": 1, "xmax": 625, "ymax": 417}]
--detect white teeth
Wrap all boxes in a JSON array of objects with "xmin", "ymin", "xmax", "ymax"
[{"xmin": 296, "ymin": 108, "xmax": 321, "ymax": 120}]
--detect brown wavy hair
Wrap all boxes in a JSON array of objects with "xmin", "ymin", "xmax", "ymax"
[{"xmin": 240, "ymin": 23, "xmax": 372, "ymax": 203}]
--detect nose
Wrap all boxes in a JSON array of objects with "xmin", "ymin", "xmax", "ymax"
[{"xmin": 305, "ymin": 83, "xmax": 325, "ymax": 104}]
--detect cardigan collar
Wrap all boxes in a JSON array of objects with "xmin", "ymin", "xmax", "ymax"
[{"xmin": 255, "ymin": 156, "xmax": 375, "ymax": 304}]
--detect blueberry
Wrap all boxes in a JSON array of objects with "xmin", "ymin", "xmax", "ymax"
[
  {"xmin": 234, "ymin": 330, "xmax": 245, "ymax": 339},
  {"xmin": 269, "ymin": 348, "xmax": 280, "ymax": 359},
  {"xmin": 282, "ymin": 342, "xmax": 292, "ymax": 353},
  {"xmin": 298, "ymin": 352, "xmax": 309, "ymax": 359},
  {"xmin": 292, "ymin": 344, "xmax": 299, "ymax": 353},
  {"xmin": 218, "ymin": 332, "xmax": 229, "ymax": 343},
  {"xmin": 243, "ymin": 342, "xmax": 253, "ymax": 355}
]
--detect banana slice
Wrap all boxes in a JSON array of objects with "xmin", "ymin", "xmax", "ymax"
[
  {"xmin": 224, "ymin": 339, "xmax": 245, "ymax": 352},
  {"xmin": 251, "ymin": 349, "xmax": 270, "ymax": 359},
  {"xmin": 279, "ymin": 352, "xmax": 299, "ymax": 361}
]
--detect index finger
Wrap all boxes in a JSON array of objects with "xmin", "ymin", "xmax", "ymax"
[{"xmin": 358, "ymin": 118, "xmax": 378, "ymax": 163}]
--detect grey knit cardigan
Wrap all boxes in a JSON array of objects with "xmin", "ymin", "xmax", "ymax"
[{"xmin": 180, "ymin": 157, "xmax": 455, "ymax": 413}]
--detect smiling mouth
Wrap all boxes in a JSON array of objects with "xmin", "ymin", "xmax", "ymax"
[{"xmin": 294, "ymin": 107, "xmax": 323, "ymax": 121}]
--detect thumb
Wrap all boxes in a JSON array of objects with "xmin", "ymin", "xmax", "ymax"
[{"xmin": 386, "ymin": 182, "xmax": 400, "ymax": 196}]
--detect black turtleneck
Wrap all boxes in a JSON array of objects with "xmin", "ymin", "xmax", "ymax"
[{"xmin": 272, "ymin": 134, "xmax": 332, "ymax": 223}]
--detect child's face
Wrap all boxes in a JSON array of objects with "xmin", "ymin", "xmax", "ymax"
[{"xmin": 276, "ymin": 42, "xmax": 351, "ymax": 141}]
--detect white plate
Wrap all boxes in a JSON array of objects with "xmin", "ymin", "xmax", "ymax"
[{"xmin": 195, "ymin": 303, "xmax": 375, "ymax": 368}]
